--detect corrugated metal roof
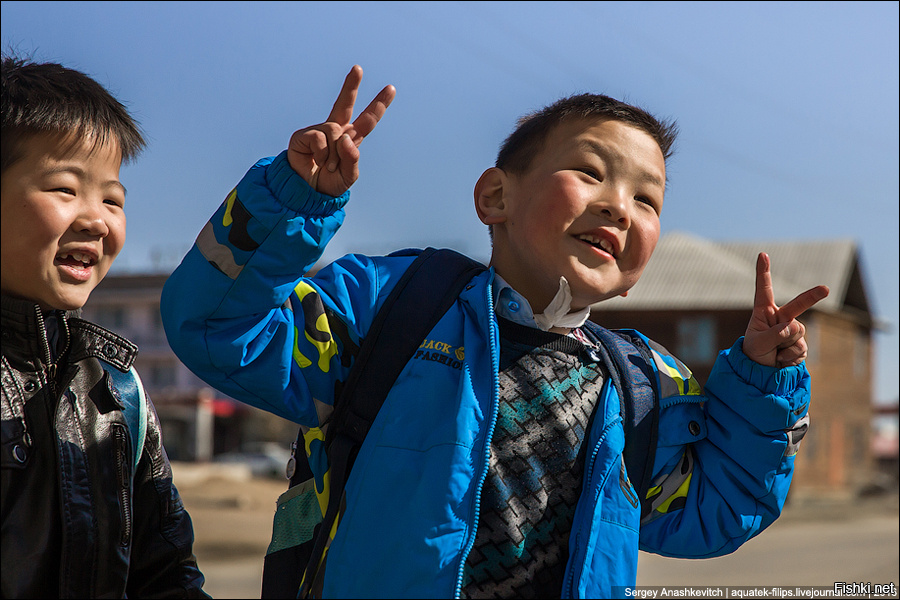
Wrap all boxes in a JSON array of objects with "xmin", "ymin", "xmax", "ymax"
[
  {"xmin": 716, "ymin": 238, "xmax": 859, "ymax": 313},
  {"xmin": 592, "ymin": 231, "xmax": 864, "ymax": 315}
]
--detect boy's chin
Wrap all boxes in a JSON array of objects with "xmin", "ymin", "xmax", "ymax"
[
  {"xmin": 571, "ymin": 287, "xmax": 630, "ymax": 310},
  {"xmin": 40, "ymin": 288, "xmax": 94, "ymax": 312},
  {"xmin": 564, "ymin": 267, "xmax": 637, "ymax": 308},
  {"xmin": 40, "ymin": 299, "xmax": 88, "ymax": 312}
]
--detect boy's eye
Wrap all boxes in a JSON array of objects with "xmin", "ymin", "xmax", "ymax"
[
  {"xmin": 104, "ymin": 198, "xmax": 124, "ymax": 208},
  {"xmin": 635, "ymin": 196, "xmax": 660, "ymax": 214},
  {"xmin": 577, "ymin": 168, "xmax": 602, "ymax": 181},
  {"xmin": 53, "ymin": 187, "xmax": 75, "ymax": 195}
]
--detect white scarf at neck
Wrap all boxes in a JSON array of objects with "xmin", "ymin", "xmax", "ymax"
[{"xmin": 532, "ymin": 276, "xmax": 591, "ymax": 331}]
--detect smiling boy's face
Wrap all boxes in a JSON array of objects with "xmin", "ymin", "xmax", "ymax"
[
  {"xmin": 477, "ymin": 117, "xmax": 666, "ymax": 313},
  {"xmin": 1, "ymin": 131, "xmax": 126, "ymax": 311}
]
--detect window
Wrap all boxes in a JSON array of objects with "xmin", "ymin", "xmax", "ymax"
[
  {"xmin": 149, "ymin": 303, "xmax": 168, "ymax": 345},
  {"xmin": 148, "ymin": 362, "xmax": 177, "ymax": 389},
  {"xmin": 153, "ymin": 303, "xmax": 164, "ymax": 329},
  {"xmin": 96, "ymin": 306, "xmax": 127, "ymax": 330},
  {"xmin": 854, "ymin": 328, "xmax": 868, "ymax": 380},
  {"xmin": 805, "ymin": 318, "xmax": 818, "ymax": 364},
  {"xmin": 677, "ymin": 316, "xmax": 717, "ymax": 364}
]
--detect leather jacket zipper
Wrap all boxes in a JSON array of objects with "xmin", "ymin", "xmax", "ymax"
[
  {"xmin": 34, "ymin": 305, "xmax": 70, "ymax": 397},
  {"xmin": 113, "ymin": 424, "xmax": 133, "ymax": 545}
]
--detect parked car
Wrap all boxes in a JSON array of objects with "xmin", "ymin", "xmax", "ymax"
[{"xmin": 212, "ymin": 442, "xmax": 292, "ymax": 479}]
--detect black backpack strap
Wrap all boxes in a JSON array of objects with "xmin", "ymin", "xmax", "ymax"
[
  {"xmin": 298, "ymin": 247, "xmax": 485, "ymax": 596},
  {"xmin": 582, "ymin": 322, "xmax": 660, "ymax": 519},
  {"xmin": 326, "ymin": 247, "xmax": 485, "ymax": 451}
]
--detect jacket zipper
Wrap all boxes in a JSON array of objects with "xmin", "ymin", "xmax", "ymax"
[
  {"xmin": 563, "ymin": 408, "xmax": 620, "ymax": 598},
  {"xmin": 34, "ymin": 305, "xmax": 56, "ymax": 395},
  {"xmin": 113, "ymin": 424, "xmax": 133, "ymax": 545},
  {"xmin": 454, "ymin": 278, "xmax": 501, "ymax": 599},
  {"xmin": 34, "ymin": 305, "xmax": 71, "ymax": 397}
]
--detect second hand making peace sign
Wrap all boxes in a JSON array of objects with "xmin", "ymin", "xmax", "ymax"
[
  {"xmin": 287, "ymin": 65, "xmax": 396, "ymax": 198},
  {"xmin": 286, "ymin": 67, "xmax": 828, "ymax": 373},
  {"xmin": 742, "ymin": 252, "xmax": 830, "ymax": 369}
]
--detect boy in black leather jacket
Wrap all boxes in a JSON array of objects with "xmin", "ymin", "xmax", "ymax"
[{"xmin": 1, "ymin": 54, "xmax": 208, "ymax": 598}]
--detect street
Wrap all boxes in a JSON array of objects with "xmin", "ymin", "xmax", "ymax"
[
  {"xmin": 637, "ymin": 513, "xmax": 899, "ymax": 589},
  {"xmin": 176, "ymin": 466, "xmax": 899, "ymax": 599}
]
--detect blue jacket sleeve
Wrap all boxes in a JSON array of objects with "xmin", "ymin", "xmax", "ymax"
[
  {"xmin": 638, "ymin": 337, "xmax": 811, "ymax": 558},
  {"xmin": 160, "ymin": 151, "xmax": 396, "ymax": 425}
]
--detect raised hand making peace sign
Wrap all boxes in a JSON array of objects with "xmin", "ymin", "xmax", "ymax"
[
  {"xmin": 287, "ymin": 65, "xmax": 396, "ymax": 197},
  {"xmin": 742, "ymin": 252, "xmax": 830, "ymax": 368}
]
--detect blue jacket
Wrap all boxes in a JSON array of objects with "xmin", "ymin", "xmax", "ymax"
[{"xmin": 161, "ymin": 151, "xmax": 812, "ymax": 599}]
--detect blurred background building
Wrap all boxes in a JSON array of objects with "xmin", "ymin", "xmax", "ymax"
[
  {"xmin": 80, "ymin": 274, "xmax": 298, "ymax": 466},
  {"xmin": 593, "ymin": 232, "xmax": 897, "ymax": 496},
  {"xmin": 83, "ymin": 232, "xmax": 898, "ymax": 495}
]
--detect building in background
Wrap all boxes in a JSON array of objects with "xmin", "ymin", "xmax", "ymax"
[
  {"xmin": 871, "ymin": 402, "xmax": 900, "ymax": 489},
  {"xmin": 81, "ymin": 274, "xmax": 297, "ymax": 463},
  {"xmin": 592, "ymin": 232, "xmax": 881, "ymax": 496},
  {"xmin": 85, "ymin": 232, "xmax": 884, "ymax": 495}
]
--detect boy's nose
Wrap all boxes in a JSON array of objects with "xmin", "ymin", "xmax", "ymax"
[
  {"xmin": 589, "ymin": 189, "xmax": 631, "ymax": 227},
  {"xmin": 74, "ymin": 199, "xmax": 110, "ymax": 237}
]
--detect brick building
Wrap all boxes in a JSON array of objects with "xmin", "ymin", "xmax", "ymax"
[
  {"xmin": 80, "ymin": 274, "xmax": 297, "ymax": 462},
  {"xmin": 84, "ymin": 231, "xmax": 880, "ymax": 495},
  {"xmin": 592, "ymin": 231, "xmax": 878, "ymax": 494}
]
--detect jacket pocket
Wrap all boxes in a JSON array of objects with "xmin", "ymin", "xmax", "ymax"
[
  {"xmin": 567, "ymin": 429, "xmax": 641, "ymax": 598},
  {"xmin": 262, "ymin": 477, "xmax": 323, "ymax": 598},
  {"xmin": 656, "ymin": 400, "xmax": 707, "ymax": 448},
  {"xmin": 651, "ymin": 399, "xmax": 707, "ymax": 472},
  {"xmin": 642, "ymin": 400, "xmax": 707, "ymax": 525},
  {"xmin": 1, "ymin": 418, "xmax": 30, "ymax": 470}
]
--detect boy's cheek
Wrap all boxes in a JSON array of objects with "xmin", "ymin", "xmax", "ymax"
[{"xmin": 106, "ymin": 216, "xmax": 127, "ymax": 260}]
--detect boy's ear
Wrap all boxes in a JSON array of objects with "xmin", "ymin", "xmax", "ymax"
[{"xmin": 474, "ymin": 167, "xmax": 508, "ymax": 226}]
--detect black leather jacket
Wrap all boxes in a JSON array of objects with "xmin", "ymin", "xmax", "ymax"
[{"xmin": 1, "ymin": 295, "xmax": 208, "ymax": 598}]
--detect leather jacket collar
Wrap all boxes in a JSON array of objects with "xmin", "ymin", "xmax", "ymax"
[{"xmin": 1, "ymin": 294, "xmax": 137, "ymax": 373}]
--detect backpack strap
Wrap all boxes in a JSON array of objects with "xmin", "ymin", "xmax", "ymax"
[
  {"xmin": 581, "ymin": 322, "xmax": 660, "ymax": 518},
  {"xmin": 101, "ymin": 362, "xmax": 148, "ymax": 472},
  {"xmin": 325, "ymin": 247, "xmax": 485, "ymax": 453},
  {"xmin": 298, "ymin": 247, "xmax": 485, "ymax": 596}
]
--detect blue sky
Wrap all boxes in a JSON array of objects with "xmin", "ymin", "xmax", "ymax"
[{"xmin": 3, "ymin": 1, "xmax": 897, "ymax": 402}]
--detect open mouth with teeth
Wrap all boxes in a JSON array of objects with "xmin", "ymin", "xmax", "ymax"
[
  {"xmin": 576, "ymin": 234, "xmax": 615, "ymax": 257},
  {"xmin": 56, "ymin": 252, "xmax": 97, "ymax": 270}
]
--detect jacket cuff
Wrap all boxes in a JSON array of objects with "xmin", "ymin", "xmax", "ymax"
[
  {"xmin": 720, "ymin": 337, "xmax": 811, "ymax": 428},
  {"xmin": 265, "ymin": 151, "xmax": 350, "ymax": 216},
  {"xmin": 725, "ymin": 337, "xmax": 808, "ymax": 395}
]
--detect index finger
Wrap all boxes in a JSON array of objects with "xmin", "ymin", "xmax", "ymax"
[
  {"xmin": 777, "ymin": 285, "xmax": 830, "ymax": 322},
  {"xmin": 753, "ymin": 252, "xmax": 776, "ymax": 311},
  {"xmin": 349, "ymin": 84, "xmax": 396, "ymax": 144},
  {"xmin": 326, "ymin": 65, "xmax": 363, "ymax": 125}
]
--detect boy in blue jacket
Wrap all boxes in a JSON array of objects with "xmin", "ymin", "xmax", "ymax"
[{"xmin": 161, "ymin": 66, "xmax": 829, "ymax": 598}]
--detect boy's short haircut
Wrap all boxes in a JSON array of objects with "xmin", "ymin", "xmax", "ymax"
[
  {"xmin": 496, "ymin": 93, "xmax": 679, "ymax": 176},
  {"xmin": 1, "ymin": 54, "xmax": 146, "ymax": 174}
]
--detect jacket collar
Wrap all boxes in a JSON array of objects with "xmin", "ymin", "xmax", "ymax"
[
  {"xmin": 1, "ymin": 295, "xmax": 72, "ymax": 363},
  {"xmin": 1, "ymin": 294, "xmax": 137, "ymax": 372},
  {"xmin": 492, "ymin": 274, "xmax": 591, "ymax": 332}
]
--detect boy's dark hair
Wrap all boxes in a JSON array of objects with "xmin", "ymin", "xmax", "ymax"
[
  {"xmin": 1, "ymin": 54, "xmax": 145, "ymax": 174},
  {"xmin": 496, "ymin": 93, "xmax": 678, "ymax": 175}
]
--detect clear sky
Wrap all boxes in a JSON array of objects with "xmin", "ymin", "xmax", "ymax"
[{"xmin": 3, "ymin": 1, "xmax": 898, "ymax": 403}]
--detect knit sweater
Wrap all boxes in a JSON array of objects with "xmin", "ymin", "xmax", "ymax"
[{"xmin": 462, "ymin": 319, "xmax": 604, "ymax": 598}]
